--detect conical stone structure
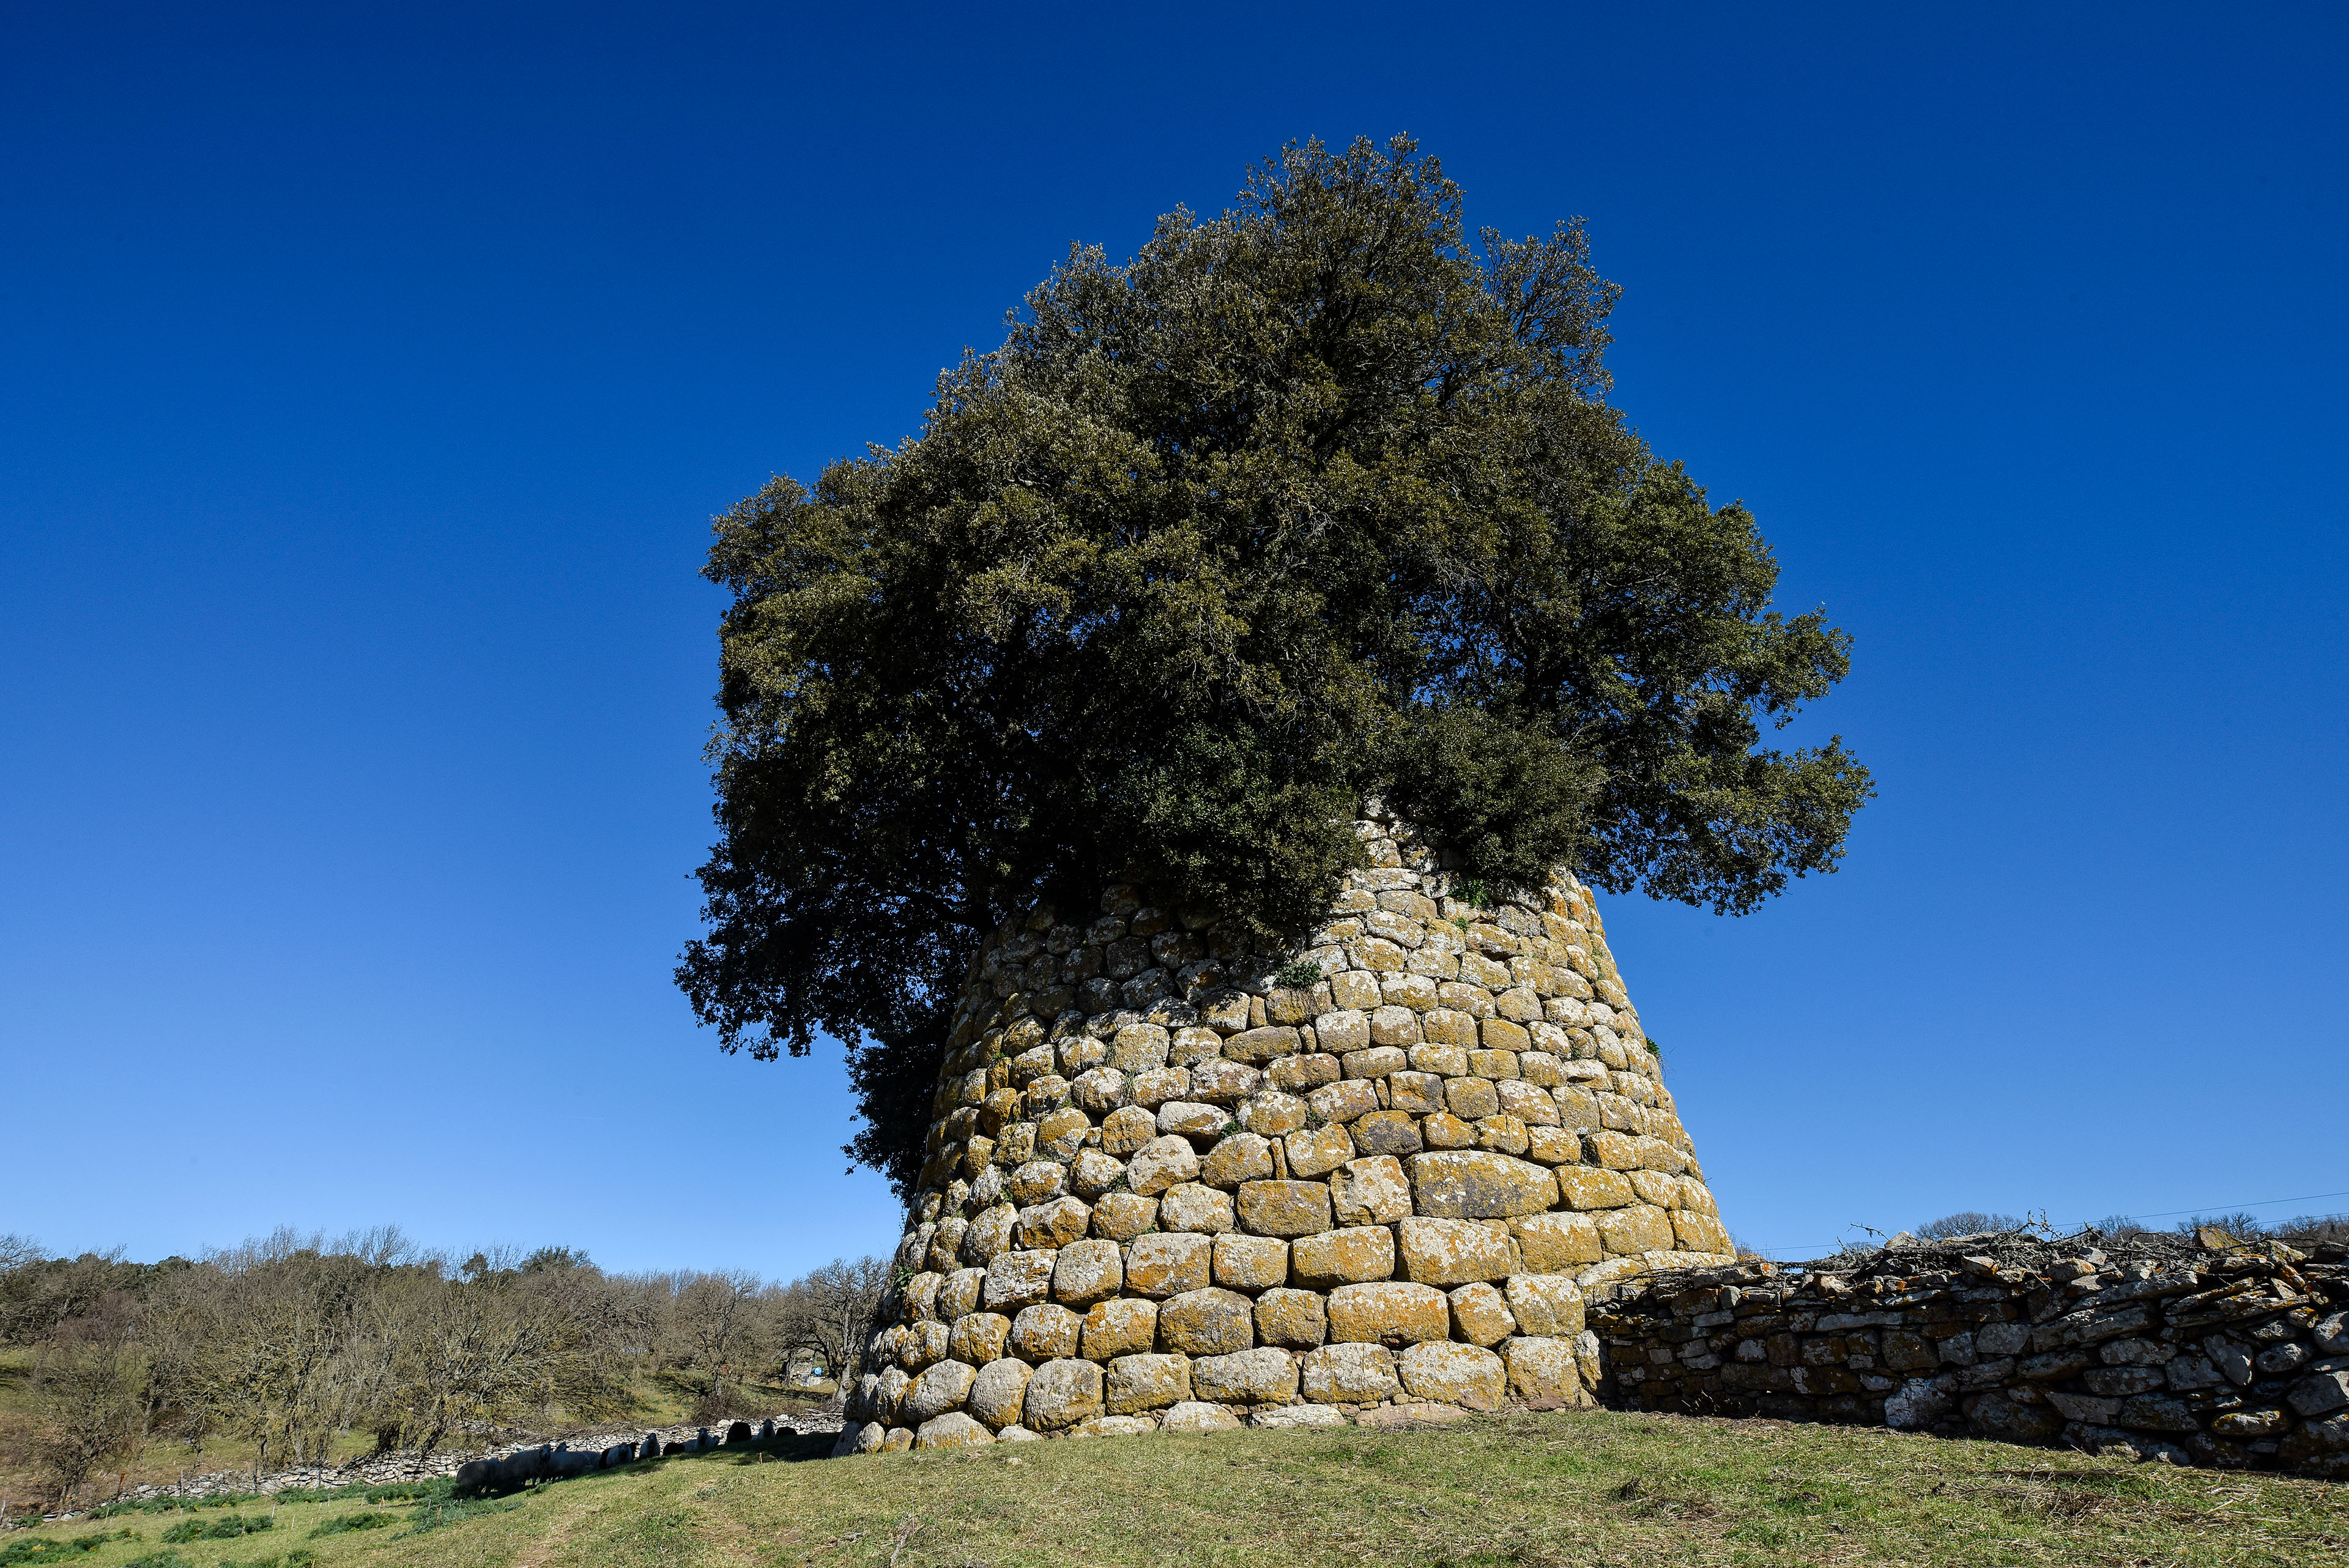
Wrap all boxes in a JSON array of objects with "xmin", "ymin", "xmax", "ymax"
[{"xmin": 836, "ymin": 804, "xmax": 1733, "ymax": 1452}]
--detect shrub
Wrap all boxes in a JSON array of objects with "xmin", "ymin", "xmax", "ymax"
[{"xmin": 305, "ymin": 1511, "xmax": 398, "ymax": 1539}]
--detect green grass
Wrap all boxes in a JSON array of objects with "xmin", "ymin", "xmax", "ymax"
[{"xmin": 0, "ymin": 1410, "xmax": 2337, "ymax": 1567}]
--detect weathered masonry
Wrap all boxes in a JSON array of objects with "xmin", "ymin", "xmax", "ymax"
[
  {"xmin": 1594, "ymin": 1236, "xmax": 2349, "ymax": 1479},
  {"xmin": 837, "ymin": 804, "xmax": 1732, "ymax": 1451}
]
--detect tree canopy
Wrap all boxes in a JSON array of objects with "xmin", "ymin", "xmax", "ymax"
[{"xmin": 679, "ymin": 137, "xmax": 1872, "ymax": 1191}]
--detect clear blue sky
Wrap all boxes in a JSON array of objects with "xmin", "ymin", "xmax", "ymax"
[{"xmin": 4, "ymin": 4, "xmax": 2343, "ymax": 1275}]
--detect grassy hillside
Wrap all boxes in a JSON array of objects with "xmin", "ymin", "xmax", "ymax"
[
  {"xmin": 0, "ymin": 1347, "xmax": 829, "ymax": 1507},
  {"xmin": 1, "ymin": 1408, "xmax": 2337, "ymax": 1568}
]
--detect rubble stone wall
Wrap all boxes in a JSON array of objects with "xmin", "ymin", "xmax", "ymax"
[
  {"xmin": 1592, "ymin": 1244, "xmax": 2349, "ymax": 1479},
  {"xmin": 837, "ymin": 804, "xmax": 1735, "ymax": 1454}
]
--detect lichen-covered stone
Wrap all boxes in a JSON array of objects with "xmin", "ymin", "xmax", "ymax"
[
  {"xmin": 1397, "ymin": 1216, "xmax": 1518, "ymax": 1285},
  {"xmin": 1161, "ymin": 1400, "xmax": 1245, "ymax": 1432},
  {"xmin": 1327, "ymin": 1281, "xmax": 1451, "ymax": 1346},
  {"xmin": 1595, "ymin": 1203, "xmax": 1675, "ymax": 1255},
  {"xmin": 1124, "ymin": 1232, "xmax": 1213, "ymax": 1298},
  {"xmin": 1159, "ymin": 1287, "xmax": 1255, "ymax": 1355},
  {"xmin": 967, "ymin": 1358, "xmax": 1033, "ymax": 1429},
  {"xmin": 1329, "ymin": 1154, "xmax": 1412, "ymax": 1226},
  {"xmin": 1351, "ymin": 1109, "xmax": 1424, "ymax": 1156},
  {"xmin": 1301, "ymin": 1342, "xmax": 1401, "ymax": 1403},
  {"xmin": 1212, "ymin": 1232, "xmax": 1290, "ymax": 1292},
  {"xmin": 948, "ymin": 1312, "xmax": 1011, "ymax": 1365},
  {"xmin": 982, "ymin": 1248, "xmax": 1059, "ymax": 1310},
  {"xmin": 1100, "ymin": 1105, "xmax": 1157, "ymax": 1154},
  {"xmin": 1283, "ymin": 1125, "xmax": 1356, "ymax": 1180},
  {"xmin": 1255, "ymin": 1287, "xmax": 1328, "ymax": 1348},
  {"xmin": 1500, "ymin": 1336, "xmax": 1583, "ymax": 1405},
  {"xmin": 1446, "ymin": 1282, "xmax": 1516, "ymax": 1347},
  {"xmin": 1193, "ymin": 1346, "xmax": 1300, "ymax": 1403},
  {"xmin": 1128, "ymin": 1135, "xmax": 1203, "ymax": 1195},
  {"xmin": 937, "ymin": 1268, "xmax": 985, "ymax": 1323},
  {"xmin": 1551, "ymin": 1166, "xmax": 1636, "ymax": 1211},
  {"xmin": 1159, "ymin": 1181, "xmax": 1236, "ymax": 1233},
  {"xmin": 1671, "ymin": 1209, "xmax": 1733, "ymax": 1254},
  {"xmin": 1200, "ymin": 1132, "xmax": 1274, "ymax": 1188},
  {"xmin": 1291, "ymin": 1225, "xmax": 1397, "ymax": 1289},
  {"xmin": 914, "ymin": 1410, "xmax": 995, "ymax": 1449},
  {"xmin": 1502, "ymin": 1273, "xmax": 1584, "ymax": 1339},
  {"xmin": 1238, "ymin": 1180, "xmax": 1335, "ymax": 1236},
  {"xmin": 1408, "ymin": 1151, "xmax": 1557, "ymax": 1217},
  {"xmin": 1512, "ymin": 1211, "xmax": 1603, "ymax": 1271},
  {"xmin": 1022, "ymin": 1358, "xmax": 1103, "ymax": 1431},
  {"xmin": 1090, "ymin": 1192, "xmax": 1159, "ymax": 1241},
  {"xmin": 1399, "ymin": 1342, "xmax": 1505, "ymax": 1408},
  {"xmin": 900, "ymin": 1320, "xmax": 949, "ymax": 1371},
  {"xmin": 1068, "ymin": 1413, "xmax": 1157, "ymax": 1438},
  {"xmin": 1009, "ymin": 1303, "xmax": 1082, "ymax": 1361},
  {"xmin": 1017, "ymin": 1196, "xmax": 1091, "ymax": 1249},
  {"xmin": 1105, "ymin": 1352, "xmax": 1192, "ymax": 1414},
  {"xmin": 1052, "ymin": 1238, "xmax": 1124, "ymax": 1307},
  {"xmin": 1080, "ymin": 1297, "xmax": 1157, "ymax": 1361},
  {"xmin": 904, "ymin": 1359, "xmax": 978, "ymax": 1424}
]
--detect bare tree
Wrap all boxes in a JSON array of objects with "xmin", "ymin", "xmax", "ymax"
[
  {"xmin": 29, "ymin": 1295, "xmax": 152, "ymax": 1507},
  {"xmin": 776, "ymin": 1257, "xmax": 888, "ymax": 1386},
  {"xmin": 668, "ymin": 1271, "xmax": 774, "ymax": 1411}
]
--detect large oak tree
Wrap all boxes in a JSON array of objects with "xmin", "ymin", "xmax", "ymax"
[{"xmin": 680, "ymin": 138, "xmax": 1872, "ymax": 1194}]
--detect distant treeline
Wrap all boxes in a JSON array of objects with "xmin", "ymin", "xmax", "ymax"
[{"xmin": 0, "ymin": 1228, "xmax": 885, "ymax": 1511}]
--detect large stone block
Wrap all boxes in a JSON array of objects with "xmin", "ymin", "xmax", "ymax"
[
  {"xmin": 982, "ymin": 1248, "xmax": 1059, "ymax": 1310},
  {"xmin": 1285, "ymin": 1125, "xmax": 1357, "ymax": 1179},
  {"xmin": 1159, "ymin": 1287, "xmax": 1256, "ymax": 1355},
  {"xmin": 1193, "ymin": 1346, "xmax": 1299, "ymax": 1404},
  {"xmin": 1671, "ymin": 1209, "xmax": 1733, "ymax": 1255},
  {"xmin": 1081, "ymin": 1297, "xmax": 1158, "ymax": 1360},
  {"xmin": 1291, "ymin": 1225, "xmax": 1397, "ymax": 1288},
  {"xmin": 1551, "ymin": 1166, "xmax": 1636, "ymax": 1211},
  {"xmin": 1052, "ymin": 1238, "xmax": 1124, "ymax": 1306},
  {"xmin": 1124, "ymin": 1232, "xmax": 1213, "ymax": 1298},
  {"xmin": 1009, "ymin": 1303, "xmax": 1081, "ymax": 1361},
  {"xmin": 1407, "ymin": 1151, "xmax": 1558, "ymax": 1217},
  {"xmin": 1200, "ymin": 1132, "xmax": 1274, "ymax": 1189},
  {"xmin": 1501, "ymin": 1336, "xmax": 1583, "ymax": 1404},
  {"xmin": 948, "ymin": 1312, "xmax": 1011, "ymax": 1365},
  {"xmin": 1127, "ymin": 1134, "xmax": 1203, "ymax": 1195},
  {"xmin": 1503, "ymin": 1273, "xmax": 1585, "ymax": 1339},
  {"xmin": 1447, "ymin": 1282, "xmax": 1516, "ymax": 1347},
  {"xmin": 1161, "ymin": 1400, "xmax": 1245, "ymax": 1432},
  {"xmin": 914, "ymin": 1411, "xmax": 995, "ymax": 1449},
  {"xmin": 1022, "ymin": 1358, "xmax": 1103, "ymax": 1431},
  {"xmin": 1512, "ymin": 1212, "xmax": 1603, "ymax": 1271},
  {"xmin": 1351, "ymin": 1109, "xmax": 1424, "ymax": 1156},
  {"xmin": 904, "ymin": 1359, "xmax": 978, "ymax": 1424},
  {"xmin": 1255, "ymin": 1287, "xmax": 1329, "ymax": 1348},
  {"xmin": 1212, "ymin": 1232, "xmax": 1290, "ymax": 1292},
  {"xmin": 966, "ymin": 1358, "xmax": 1032, "ymax": 1429},
  {"xmin": 937, "ymin": 1268, "xmax": 986, "ymax": 1323},
  {"xmin": 1397, "ymin": 1216, "xmax": 1518, "ymax": 1285},
  {"xmin": 1399, "ymin": 1342, "xmax": 1505, "ymax": 1408},
  {"xmin": 1301, "ymin": 1342, "xmax": 1401, "ymax": 1403},
  {"xmin": 1329, "ymin": 1154, "xmax": 1412, "ymax": 1226},
  {"xmin": 900, "ymin": 1320, "xmax": 949, "ymax": 1370},
  {"xmin": 1160, "ymin": 1181, "xmax": 1238, "ymax": 1233},
  {"xmin": 1106, "ymin": 1353, "xmax": 1192, "ymax": 1414},
  {"xmin": 1594, "ymin": 1204, "xmax": 1675, "ymax": 1256},
  {"xmin": 1238, "ymin": 1180, "xmax": 1336, "ymax": 1236},
  {"xmin": 1091, "ymin": 1192, "xmax": 1158, "ymax": 1241},
  {"xmin": 1017, "ymin": 1196, "xmax": 1091, "ymax": 1249},
  {"xmin": 1327, "ymin": 1281, "xmax": 1451, "ymax": 1346}
]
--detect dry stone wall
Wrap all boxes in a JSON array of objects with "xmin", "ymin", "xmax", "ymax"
[
  {"xmin": 1591, "ymin": 1237, "xmax": 2349, "ymax": 1479},
  {"xmin": 837, "ymin": 806, "xmax": 1734, "ymax": 1454}
]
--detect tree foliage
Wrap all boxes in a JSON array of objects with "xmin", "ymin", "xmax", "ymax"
[{"xmin": 680, "ymin": 137, "xmax": 1874, "ymax": 1190}]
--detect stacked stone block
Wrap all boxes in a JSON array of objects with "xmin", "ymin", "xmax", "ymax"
[
  {"xmin": 837, "ymin": 805, "xmax": 1733, "ymax": 1453},
  {"xmin": 1592, "ymin": 1243, "xmax": 2349, "ymax": 1478}
]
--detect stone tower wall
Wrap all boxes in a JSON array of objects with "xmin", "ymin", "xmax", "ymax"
[{"xmin": 837, "ymin": 804, "xmax": 1734, "ymax": 1452}]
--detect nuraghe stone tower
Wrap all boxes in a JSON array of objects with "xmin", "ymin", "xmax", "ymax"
[{"xmin": 836, "ymin": 804, "xmax": 1732, "ymax": 1452}]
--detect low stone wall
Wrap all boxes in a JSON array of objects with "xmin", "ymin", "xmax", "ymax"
[
  {"xmin": 81, "ymin": 1410, "xmax": 844, "ymax": 1514},
  {"xmin": 1590, "ymin": 1234, "xmax": 2349, "ymax": 1479}
]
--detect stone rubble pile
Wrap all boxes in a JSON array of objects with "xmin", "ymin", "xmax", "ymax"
[
  {"xmin": 838, "ymin": 807, "xmax": 1735, "ymax": 1453},
  {"xmin": 1592, "ymin": 1234, "xmax": 2349, "ymax": 1478}
]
